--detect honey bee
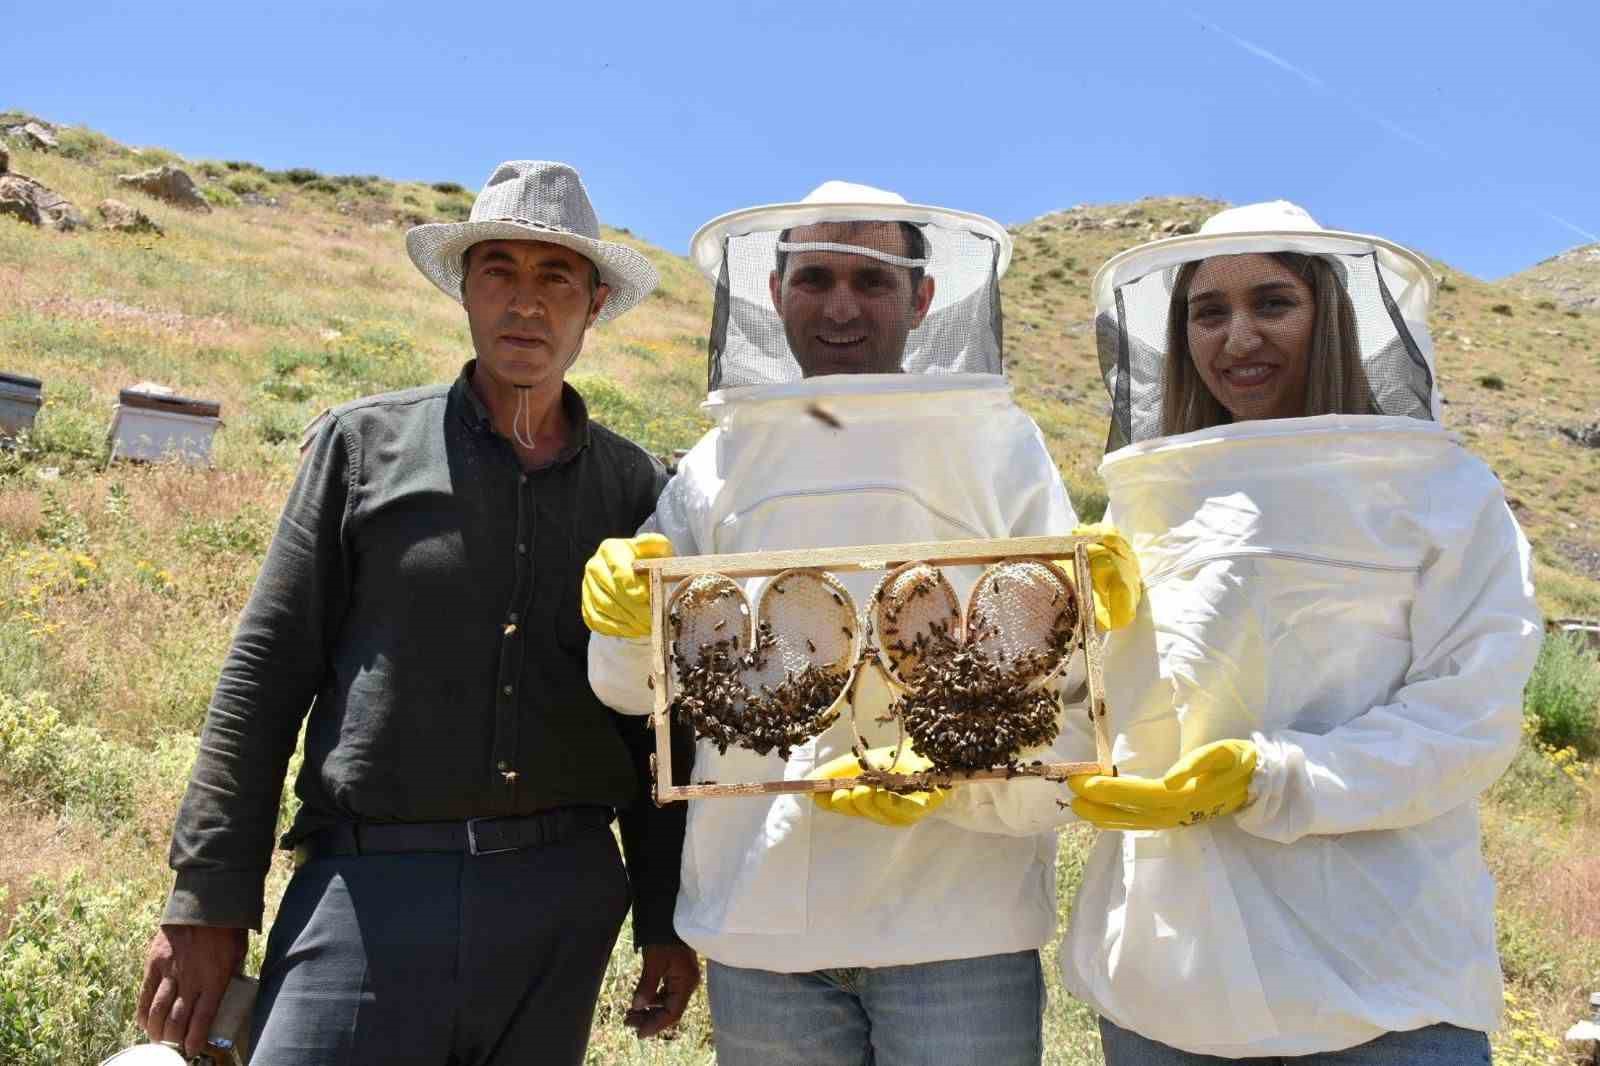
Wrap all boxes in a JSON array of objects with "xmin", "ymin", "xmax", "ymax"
[{"xmin": 805, "ymin": 402, "xmax": 843, "ymax": 430}]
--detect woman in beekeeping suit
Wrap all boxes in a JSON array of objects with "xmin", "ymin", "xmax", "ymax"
[
  {"xmin": 579, "ymin": 181, "xmax": 1139, "ymax": 1065},
  {"xmin": 1061, "ymin": 200, "xmax": 1543, "ymax": 1063}
]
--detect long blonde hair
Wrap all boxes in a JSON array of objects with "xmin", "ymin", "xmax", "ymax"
[{"xmin": 1160, "ymin": 253, "xmax": 1373, "ymax": 436}]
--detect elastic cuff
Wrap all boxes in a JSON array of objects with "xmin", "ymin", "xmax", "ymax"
[{"xmin": 1232, "ymin": 732, "xmax": 1294, "ymax": 841}]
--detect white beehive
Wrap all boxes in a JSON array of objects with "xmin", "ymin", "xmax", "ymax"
[
  {"xmin": 0, "ymin": 372, "xmax": 43, "ymax": 442},
  {"xmin": 107, "ymin": 383, "xmax": 222, "ymax": 466}
]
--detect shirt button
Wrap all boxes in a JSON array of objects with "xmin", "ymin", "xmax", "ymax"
[
  {"xmin": 497, "ymin": 760, "xmax": 511, "ymax": 771},
  {"xmin": 519, "ymin": 474, "xmax": 528, "ymax": 485},
  {"xmin": 502, "ymin": 685, "xmax": 513, "ymax": 696},
  {"xmin": 508, "ymin": 612, "xmax": 519, "ymax": 623},
  {"xmin": 517, "ymin": 543, "xmax": 527, "ymax": 554}
]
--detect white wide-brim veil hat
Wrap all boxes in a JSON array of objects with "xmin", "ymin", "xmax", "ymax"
[
  {"xmin": 690, "ymin": 181, "xmax": 1015, "ymax": 400},
  {"xmin": 689, "ymin": 180, "xmax": 1014, "ymax": 281},
  {"xmin": 1091, "ymin": 200, "xmax": 1443, "ymax": 450},
  {"xmin": 1091, "ymin": 200, "xmax": 1435, "ymax": 310},
  {"xmin": 406, "ymin": 160, "xmax": 659, "ymax": 322}
]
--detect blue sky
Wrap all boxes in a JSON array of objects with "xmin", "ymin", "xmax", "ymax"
[{"xmin": 8, "ymin": 0, "xmax": 1596, "ymax": 279}]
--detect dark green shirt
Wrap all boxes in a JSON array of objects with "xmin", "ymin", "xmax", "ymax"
[{"xmin": 164, "ymin": 363, "xmax": 689, "ymax": 946}]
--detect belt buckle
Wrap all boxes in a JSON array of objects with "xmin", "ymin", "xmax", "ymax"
[{"xmin": 466, "ymin": 816, "xmax": 517, "ymax": 856}]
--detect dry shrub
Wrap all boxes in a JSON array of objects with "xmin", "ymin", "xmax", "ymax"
[
  {"xmin": 0, "ymin": 490, "xmax": 43, "ymax": 543},
  {"xmin": 1532, "ymin": 853, "xmax": 1600, "ymax": 941}
]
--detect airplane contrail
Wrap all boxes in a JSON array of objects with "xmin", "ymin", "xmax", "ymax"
[
  {"xmin": 1529, "ymin": 206, "xmax": 1600, "ymax": 244},
  {"xmin": 1195, "ymin": 18, "xmax": 1327, "ymax": 92},
  {"xmin": 1184, "ymin": 10, "xmax": 1595, "ymax": 246},
  {"xmin": 1184, "ymin": 11, "xmax": 1442, "ymax": 155}
]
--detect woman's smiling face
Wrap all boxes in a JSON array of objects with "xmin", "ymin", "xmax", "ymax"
[{"xmin": 1185, "ymin": 254, "xmax": 1316, "ymax": 422}]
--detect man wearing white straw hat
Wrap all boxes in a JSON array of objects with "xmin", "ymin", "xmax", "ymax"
[
  {"xmin": 583, "ymin": 181, "xmax": 1138, "ymax": 1065},
  {"xmin": 138, "ymin": 161, "xmax": 698, "ymax": 1066}
]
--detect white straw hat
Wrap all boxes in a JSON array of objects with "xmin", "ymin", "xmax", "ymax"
[
  {"xmin": 1091, "ymin": 199, "xmax": 1435, "ymax": 311},
  {"xmin": 406, "ymin": 160, "xmax": 659, "ymax": 322},
  {"xmin": 688, "ymin": 180, "xmax": 1013, "ymax": 282}
]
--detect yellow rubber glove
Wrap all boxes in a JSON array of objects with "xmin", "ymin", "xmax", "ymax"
[
  {"xmin": 809, "ymin": 746, "xmax": 948, "ymax": 827},
  {"xmin": 581, "ymin": 534, "xmax": 674, "ymax": 639},
  {"xmin": 1067, "ymin": 739, "xmax": 1257, "ymax": 830},
  {"xmin": 1070, "ymin": 522, "xmax": 1142, "ymax": 631}
]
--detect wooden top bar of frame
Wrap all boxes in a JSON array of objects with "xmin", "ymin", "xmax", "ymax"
[{"xmin": 633, "ymin": 535, "xmax": 1091, "ymax": 580}]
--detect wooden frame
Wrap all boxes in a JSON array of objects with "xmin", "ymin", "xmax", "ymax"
[{"xmin": 635, "ymin": 535, "xmax": 1113, "ymax": 804}]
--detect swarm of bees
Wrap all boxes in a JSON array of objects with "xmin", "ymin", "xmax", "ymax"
[
  {"xmin": 879, "ymin": 563, "xmax": 1080, "ymax": 773},
  {"xmin": 670, "ymin": 618, "xmax": 849, "ymax": 761},
  {"xmin": 890, "ymin": 623, "xmax": 1068, "ymax": 773}
]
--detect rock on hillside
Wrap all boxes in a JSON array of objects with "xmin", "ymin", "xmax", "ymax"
[
  {"xmin": 98, "ymin": 197, "xmax": 162, "ymax": 235},
  {"xmin": 1021, "ymin": 196, "xmax": 1226, "ymax": 238},
  {"xmin": 1504, "ymin": 243, "xmax": 1600, "ymax": 312},
  {"xmin": 0, "ymin": 173, "xmax": 85, "ymax": 231},
  {"xmin": 2, "ymin": 118, "xmax": 59, "ymax": 151},
  {"xmin": 117, "ymin": 163, "xmax": 212, "ymax": 213}
]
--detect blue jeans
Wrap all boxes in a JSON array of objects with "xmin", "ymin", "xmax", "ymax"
[
  {"xmin": 707, "ymin": 951, "xmax": 1045, "ymax": 1066},
  {"xmin": 1098, "ymin": 1017, "xmax": 1491, "ymax": 1065}
]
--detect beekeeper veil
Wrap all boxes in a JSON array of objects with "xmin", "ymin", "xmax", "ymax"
[
  {"xmin": 689, "ymin": 181, "xmax": 1012, "ymax": 396},
  {"xmin": 1092, "ymin": 201, "xmax": 1440, "ymax": 451}
]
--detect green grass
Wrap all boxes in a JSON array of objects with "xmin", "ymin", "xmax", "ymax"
[
  {"xmin": 573, "ymin": 373, "xmax": 710, "ymax": 458},
  {"xmin": 1523, "ymin": 632, "xmax": 1600, "ymax": 755},
  {"xmin": 0, "ymin": 872, "xmax": 164, "ymax": 1066}
]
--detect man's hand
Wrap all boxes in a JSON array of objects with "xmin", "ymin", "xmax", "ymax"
[
  {"xmin": 625, "ymin": 943, "xmax": 700, "ymax": 1038},
  {"xmin": 137, "ymin": 924, "xmax": 248, "ymax": 1058},
  {"xmin": 809, "ymin": 746, "xmax": 948, "ymax": 827},
  {"xmin": 582, "ymin": 534, "xmax": 674, "ymax": 639},
  {"xmin": 1068, "ymin": 739, "xmax": 1258, "ymax": 830}
]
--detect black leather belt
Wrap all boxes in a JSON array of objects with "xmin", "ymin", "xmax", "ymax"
[{"xmin": 293, "ymin": 806, "xmax": 614, "ymax": 865}]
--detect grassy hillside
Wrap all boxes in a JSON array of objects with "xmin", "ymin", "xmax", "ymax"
[
  {"xmin": 1506, "ymin": 242, "xmax": 1600, "ymax": 314},
  {"xmin": 2, "ymin": 119, "xmax": 1598, "ymax": 1065}
]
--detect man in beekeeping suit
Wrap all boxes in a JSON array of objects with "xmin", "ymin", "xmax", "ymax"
[
  {"xmin": 582, "ymin": 182, "xmax": 1132, "ymax": 1065},
  {"xmin": 1060, "ymin": 201, "xmax": 1542, "ymax": 1063}
]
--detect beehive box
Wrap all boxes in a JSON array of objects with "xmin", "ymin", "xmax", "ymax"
[
  {"xmin": 637, "ymin": 535, "xmax": 1114, "ymax": 803},
  {"xmin": 0, "ymin": 372, "xmax": 43, "ymax": 442},
  {"xmin": 108, "ymin": 385, "xmax": 222, "ymax": 465}
]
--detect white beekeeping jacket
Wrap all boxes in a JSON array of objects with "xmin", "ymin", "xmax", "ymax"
[
  {"xmin": 1060, "ymin": 202, "xmax": 1542, "ymax": 1056},
  {"xmin": 588, "ymin": 183, "xmax": 1091, "ymax": 972}
]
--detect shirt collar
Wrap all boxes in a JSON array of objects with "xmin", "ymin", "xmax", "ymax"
[{"xmin": 452, "ymin": 361, "xmax": 593, "ymax": 464}]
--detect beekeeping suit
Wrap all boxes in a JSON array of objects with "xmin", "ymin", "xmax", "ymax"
[
  {"xmin": 1061, "ymin": 202, "xmax": 1542, "ymax": 1055},
  {"xmin": 588, "ymin": 182, "xmax": 1093, "ymax": 972}
]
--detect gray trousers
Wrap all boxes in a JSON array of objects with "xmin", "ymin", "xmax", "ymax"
[{"xmin": 249, "ymin": 823, "xmax": 629, "ymax": 1065}]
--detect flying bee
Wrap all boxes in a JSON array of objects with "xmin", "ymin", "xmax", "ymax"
[{"xmin": 804, "ymin": 402, "xmax": 843, "ymax": 430}]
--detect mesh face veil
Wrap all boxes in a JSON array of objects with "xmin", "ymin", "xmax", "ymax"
[
  {"xmin": 690, "ymin": 183, "xmax": 1013, "ymax": 394},
  {"xmin": 1092, "ymin": 201, "xmax": 1439, "ymax": 451}
]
